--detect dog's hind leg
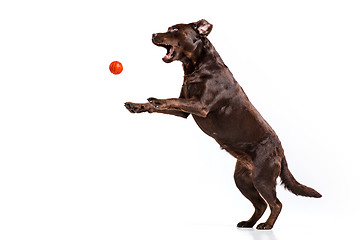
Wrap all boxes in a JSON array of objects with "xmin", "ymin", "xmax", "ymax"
[
  {"xmin": 234, "ymin": 155, "xmax": 267, "ymax": 228},
  {"xmin": 252, "ymin": 155, "xmax": 282, "ymax": 230}
]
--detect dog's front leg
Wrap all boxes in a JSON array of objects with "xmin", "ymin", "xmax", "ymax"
[
  {"xmin": 147, "ymin": 97, "xmax": 209, "ymax": 118},
  {"xmin": 124, "ymin": 102, "xmax": 189, "ymax": 118}
]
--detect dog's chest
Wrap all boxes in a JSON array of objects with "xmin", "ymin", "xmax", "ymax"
[{"xmin": 183, "ymin": 82, "xmax": 205, "ymax": 99}]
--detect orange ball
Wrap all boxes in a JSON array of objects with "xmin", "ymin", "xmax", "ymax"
[{"xmin": 109, "ymin": 61, "xmax": 123, "ymax": 75}]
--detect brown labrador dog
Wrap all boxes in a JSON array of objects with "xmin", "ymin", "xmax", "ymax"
[{"xmin": 124, "ymin": 19, "xmax": 321, "ymax": 230}]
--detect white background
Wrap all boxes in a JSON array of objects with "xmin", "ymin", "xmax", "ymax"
[{"xmin": 1, "ymin": 0, "xmax": 359, "ymax": 239}]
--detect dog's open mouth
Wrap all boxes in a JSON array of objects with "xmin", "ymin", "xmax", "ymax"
[
  {"xmin": 155, "ymin": 43, "xmax": 175, "ymax": 62},
  {"xmin": 163, "ymin": 44, "xmax": 175, "ymax": 61}
]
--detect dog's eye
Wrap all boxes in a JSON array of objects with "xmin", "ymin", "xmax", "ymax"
[{"xmin": 169, "ymin": 27, "xmax": 178, "ymax": 32}]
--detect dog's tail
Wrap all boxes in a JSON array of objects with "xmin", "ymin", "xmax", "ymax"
[{"xmin": 280, "ymin": 157, "xmax": 322, "ymax": 198}]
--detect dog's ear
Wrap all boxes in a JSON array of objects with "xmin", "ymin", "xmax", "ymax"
[{"xmin": 193, "ymin": 19, "xmax": 213, "ymax": 37}]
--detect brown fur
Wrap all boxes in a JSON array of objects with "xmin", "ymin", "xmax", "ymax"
[{"xmin": 125, "ymin": 19, "xmax": 321, "ymax": 230}]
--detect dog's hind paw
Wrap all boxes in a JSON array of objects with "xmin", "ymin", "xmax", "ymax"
[
  {"xmin": 237, "ymin": 221, "xmax": 255, "ymax": 228},
  {"xmin": 256, "ymin": 222, "xmax": 273, "ymax": 230}
]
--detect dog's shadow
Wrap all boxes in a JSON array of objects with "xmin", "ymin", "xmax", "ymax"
[{"xmin": 238, "ymin": 228, "xmax": 278, "ymax": 240}]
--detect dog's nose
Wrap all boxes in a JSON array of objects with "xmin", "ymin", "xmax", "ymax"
[{"xmin": 152, "ymin": 33, "xmax": 157, "ymax": 39}]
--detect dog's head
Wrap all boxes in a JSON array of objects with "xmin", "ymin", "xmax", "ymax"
[{"xmin": 152, "ymin": 19, "xmax": 213, "ymax": 63}]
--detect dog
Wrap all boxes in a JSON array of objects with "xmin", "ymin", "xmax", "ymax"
[{"xmin": 124, "ymin": 19, "xmax": 321, "ymax": 230}]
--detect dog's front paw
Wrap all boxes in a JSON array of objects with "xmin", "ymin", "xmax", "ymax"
[
  {"xmin": 124, "ymin": 102, "xmax": 146, "ymax": 113},
  {"xmin": 147, "ymin": 97, "xmax": 163, "ymax": 108}
]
